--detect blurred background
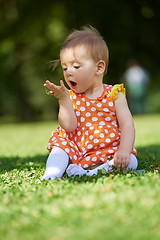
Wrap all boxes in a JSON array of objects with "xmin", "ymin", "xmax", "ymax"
[{"xmin": 0, "ymin": 0, "xmax": 160, "ymax": 123}]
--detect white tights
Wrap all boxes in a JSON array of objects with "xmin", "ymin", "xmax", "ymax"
[
  {"xmin": 41, "ymin": 147, "xmax": 69, "ymax": 180},
  {"xmin": 41, "ymin": 147, "xmax": 138, "ymax": 180}
]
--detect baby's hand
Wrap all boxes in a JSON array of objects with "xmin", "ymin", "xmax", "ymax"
[
  {"xmin": 113, "ymin": 149, "xmax": 130, "ymax": 171},
  {"xmin": 44, "ymin": 80, "xmax": 69, "ymax": 100}
]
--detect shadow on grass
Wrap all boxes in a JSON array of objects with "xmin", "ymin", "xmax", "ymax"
[
  {"xmin": 0, "ymin": 145, "xmax": 159, "ymax": 175},
  {"xmin": 136, "ymin": 145, "xmax": 160, "ymax": 169},
  {"xmin": 0, "ymin": 154, "xmax": 47, "ymax": 173}
]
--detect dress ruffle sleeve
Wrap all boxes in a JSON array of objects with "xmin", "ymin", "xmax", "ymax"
[{"xmin": 110, "ymin": 84, "xmax": 126, "ymax": 100}]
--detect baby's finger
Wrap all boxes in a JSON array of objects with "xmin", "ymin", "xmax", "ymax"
[
  {"xmin": 44, "ymin": 81, "xmax": 58, "ymax": 91},
  {"xmin": 121, "ymin": 160, "xmax": 126, "ymax": 169},
  {"xmin": 114, "ymin": 157, "xmax": 123, "ymax": 170},
  {"xmin": 113, "ymin": 156, "xmax": 118, "ymax": 167},
  {"xmin": 60, "ymin": 80, "xmax": 65, "ymax": 87},
  {"xmin": 49, "ymin": 91, "xmax": 54, "ymax": 95},
  {"xmin": 46, "ymin": 89, "xmax": 54, "ymax": 95},
  {"xmin": 44, "ymin": 80, "xmax": 51, "ymax": 87},
  {"xmin": 44, "ymin": 80, "xmax": 51, "ymax": 85},
  {"xmin": 117, "ymin": 164, "xmax": 122, "ymax": 171}
]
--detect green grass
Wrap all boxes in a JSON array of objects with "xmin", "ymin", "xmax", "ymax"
[{"xmin": 0, "ymin": 115, "xmax": 160, "ymax": 240}]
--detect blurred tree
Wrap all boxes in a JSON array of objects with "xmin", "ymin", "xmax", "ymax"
[
  {"xmin": 0, "ymin": 0, "xmax": 160, "ymax": 122},
  {"xmin": 0, "ymin": 0, "xmax": 69, "ymax": 121}
]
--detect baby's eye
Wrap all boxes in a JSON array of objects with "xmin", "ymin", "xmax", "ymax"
[
  {"xmin": 74, "ymin": 66, "xmax": 80, "ymax": 69},
  {"xmin": 63, "ymin": 67, "xmax": 67, "ymax": 71}
]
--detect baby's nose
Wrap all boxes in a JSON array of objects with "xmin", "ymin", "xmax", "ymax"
[{"xmin": 65, "ymin": 68, "xmax": 73, "ymax": 76}]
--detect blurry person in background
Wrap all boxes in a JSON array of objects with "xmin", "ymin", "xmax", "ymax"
[{"xmin": 123, "ymin": 60, "xmax": 150, "ymax": 114}]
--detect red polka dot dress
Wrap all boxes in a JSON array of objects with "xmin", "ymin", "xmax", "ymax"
[{"xmin": 47, "ymin": 84, "xmax": 137, "ymax": 169}]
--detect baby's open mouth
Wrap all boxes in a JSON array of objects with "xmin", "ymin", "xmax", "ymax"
[{"xmin": 70, "ymin": 81, "xmax": 77, "ymax": 87}]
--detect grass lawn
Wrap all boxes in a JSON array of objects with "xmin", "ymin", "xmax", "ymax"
[{"xmin": 0, "ymin": 114, "xmax": 160, "ymax": 240}]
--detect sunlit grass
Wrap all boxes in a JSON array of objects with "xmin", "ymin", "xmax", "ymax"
[
  {"xmin": 134, "ymin": 114, "xmax": 160, "ymax": 147},
  {"xmin": 0, "ymin": 115, "xmax": 160, "ymax": 240},
  {"xmin": 0, "ymin": 121, "xmax": 58, "ymax": 157}
]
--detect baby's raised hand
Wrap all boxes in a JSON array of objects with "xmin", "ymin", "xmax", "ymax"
[
  {"xmin": 113, "ymin": 149, "xmax": 130, "ymax": 171},
  {"xmin": 44, "ymin": 80, "xmax": 69, "ymax": 100}
]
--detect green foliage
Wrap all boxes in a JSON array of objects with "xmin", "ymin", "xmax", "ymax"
[
  {"xmin": 0, "ymin": 115, "xmax": 160, "ymax": 239},
  {"xmin": 0, "ymin": 0, "xmax": 160, "ymax": 121}
]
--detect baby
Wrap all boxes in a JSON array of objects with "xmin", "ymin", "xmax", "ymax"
[{"xmin": 42, "ymin": 26, "xmax": 138, "ymax": 180}]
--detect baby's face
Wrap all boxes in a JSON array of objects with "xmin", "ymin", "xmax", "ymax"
[{"xmin": 60, "ymin": 45, "xmax": 99, "ymax": 94}]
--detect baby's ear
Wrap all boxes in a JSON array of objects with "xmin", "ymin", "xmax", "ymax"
[{"xmin": 96, "ymin": 60, "xmax": 106, "ymax": 75}]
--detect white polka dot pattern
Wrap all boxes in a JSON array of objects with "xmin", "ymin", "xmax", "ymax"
[{"xmin": 47, "ymin": 84, "xmax": 136, "ymax": 169}]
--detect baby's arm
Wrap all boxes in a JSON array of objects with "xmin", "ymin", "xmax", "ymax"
[
  {"xmin": 44, "ymin": 80, "xmax": 77, "ymax": 132},
  {"xmin": 114, "ymin": 92, "xmax": 135, "ymax": 170}
]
